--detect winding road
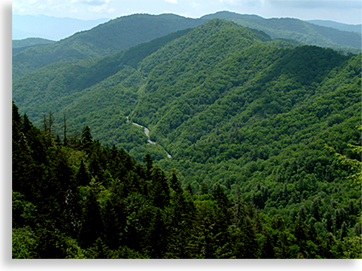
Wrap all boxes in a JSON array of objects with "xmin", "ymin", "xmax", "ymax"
[{"xmin": 127, "ymin": 117, "xmax": 172, "ymax": 158}]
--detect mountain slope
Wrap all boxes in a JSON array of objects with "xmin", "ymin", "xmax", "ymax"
[
  {"xmin": 12, "ymin": 38, "xmax": 55, "ymax": 55},
  {"xmin": 202, "ymin": 11, "xmax": 361, "ymax": 51},
  {"xmin": 12, "ymin": 27, "xmax": 192, "ymax": 122},
  {"xmin": 12, "ymin": 18, "xmax": 361, "ymax": 240},
  {"xmin": 307, "ymin": 20, "xmax": 362, "ymax": 33},
  {"xmin": 12, "ymin": 100, "xmax": 362, "ymax": 259},
  {"xmin": 13, "ymin": 11, "xmax": 362, "ymax": 80},
  {"xmin": 13, "ymin": 19, "xmax": 266, "ymax": 153},
  {"xmin": 12, "ymin": 38, "xmax": 55, "ymax": 48},
  {"xmin": 230, "ymin": 17, "xmax": 361, "ymax": 50},
  {"xmin": 12, "ymin": 14, "xmax": 206, "ymax": 79}
]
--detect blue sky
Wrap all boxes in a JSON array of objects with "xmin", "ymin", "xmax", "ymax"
[{"xmin": 11, "ymin": 0, "xmax": 362, "ymax": 25}]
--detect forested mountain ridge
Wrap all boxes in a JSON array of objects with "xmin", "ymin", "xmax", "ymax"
[
  {"xmin": 307, "ymin": 20, "xmax": 362, "ymax": 34},
  {"xmin": 12, "ymin": 26, "xmax": 193, "ymax": 124},
  {"xmin": 12, "ymin": 38, "xmax": 55, "ymax": 49},
  {"xmin": 12, "ymin": 19, "xmax": 362, "ymax": 258},
  {"xmin": 12, "ymin": 38, "xmax": 55, "ymax": 55},
  {"xmin": 12, "ymin": 12, "xmax": 361, "ymax": 80},
  {"xmin": 12, "ymin": 14, "xmax": 206, "ymax": 79},
  {"xmin": 202, "ymin": 11, "xmax": 361, "ymax": 52},
  {"xmin": 12, "ymin": 101, "xmax": 362, "ymax": 258}
]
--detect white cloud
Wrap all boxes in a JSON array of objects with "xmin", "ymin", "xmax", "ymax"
[
  {"xmin": 88, "ymin": 2, "xmax": 109, "ymax": 12},
  {"xmin": 84, "ymin": 0, "xmax": 107, "ymax": 5},
  {"xmin": 165, "ymin": 0, "xmax": 178, "ymax": 3}
]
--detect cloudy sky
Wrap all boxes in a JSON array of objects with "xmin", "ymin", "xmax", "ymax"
[{"xmin": 11, "ymin": 0, "xmax": 362, "ymax": 24}]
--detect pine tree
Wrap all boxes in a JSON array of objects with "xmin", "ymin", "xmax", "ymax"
[
  {"xmin": 311, "ymin": 196, "xmax": 321, "ymax": 221},
  {"xmin": 185, "ymin": 183, "xmax": 194, "ymax": 195},
  {"xmin": 150, "ymin": 167, "xmax": 170, "ymax": 209},
  {"xmin": 102, "ymin": 198, "xmax": 125, "ymax": 250},
  {"xmin": 81, "ymin": 125, "xmax": 93, "ymax": 153},
  {"xmin": 78, "ymin": 188, "xmax": 104, "ymax": 249},
  {"xmin": 212, "ymin": 184, "xmax": 231, "ymax": 211},
  {"xmin": 199, "ymin": 182, "xmax": 208, "ymax": 195},
  {"xmin": 143, "ymin": 153, "xmax": 153, "ymax": 180},
  {"xmin": 166, "ymin": 173, "xmax": 196, "ymax": 258},
  {"xmin": 169, "ymin": 171, "xmax": 183, "ymax": 194},
  {"xmin": 63, "ymin": 113, "xmax": 67, "ymax": 146},
  {"xmin": 76, "ymin": 160, "xmax": 91, "ymax": 186}
]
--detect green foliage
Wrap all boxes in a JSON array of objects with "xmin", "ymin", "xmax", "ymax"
[
  {"xmin": 229, "ymin": 16, "xmax": 361, "ymax": 52},
  {"xmin": 12, "ymin": 227, "xmax": 38, "ymax": 259},
  {"xmin": 12, "ymin": 14, "xmax": 204, "ymax": 79},
  {"xmin": 13, "ymin": 12, "xmax": 361, "ymax": 80},
  {"xmin": 325, "ymin": 133, "xmax": 362, "ymax": 186},
  {"xmin": 12, "ymin": 108, "xmax": 362, "ymax": 258},
  {"xmin": 12, "ymin": 17, "xmax": 362, "ymax": 259}
]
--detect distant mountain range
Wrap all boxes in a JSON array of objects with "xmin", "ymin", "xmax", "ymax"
[
  {"xmin": 13, "ymin": 12, "xmax": 361, "ymax": 42},
  {"xmin": 307, "ymin": 20, "xmax": 361, "ymax": 33},
  {"xmin": 201, "ymin": 11, "xmax": 361, "ymax": 51},
  {"xmin": 12, "ymin": 11, "xmax": 362, "ymax": 80}
]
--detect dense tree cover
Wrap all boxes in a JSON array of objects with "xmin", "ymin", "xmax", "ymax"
[
  {"xmin": 202, "ymin": 11, "xmax": 361, "ymax": 52},
  {"xmin": 307, "ymin": 20, "xmax": 362, "ymax": 34},
  {"xmin": 12, "ymin": 19, "xmax": 362, "ymax": 258},
  {"xmin": 12, "ymin": 38, "xmax": 55, "ymax": 48},
  {"xmin": 12, "ymin": 27, "xmax": 192, "ymax": 123},
  {"xmin": 13, "ymin": 12, "xmax": 361, "ymax": 80},
  {"xmin": 326, "ymin": 126, "xmax": 362, "ymax": 186},
  {"xmin": 12, "ymin": 103, "xmax": 361, "ymax": 258},
  {"xmin": 12, "ymin": 14, "xmax": 206, "ymax": 79},
  {"xmin": 229, "ymin": 17, "xmax": 361, "ymax": 50},
  {"xmin": 12, "ymin": 38, "xmax": 55, "ymax": 55}
]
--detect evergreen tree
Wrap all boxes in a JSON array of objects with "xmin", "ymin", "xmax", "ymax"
[
  {"xmin": 166, "ymin": 173, "xmax": 196, "ymax": 258},
  {"xmin": 143, "ymin": 153, "xmax": 153, "ymax": 180},
  {"xmin": 78, "ymin": 188, "xmax": 104, "ymax": 248},
  {"xmin": 230, "ymin": 194, "xmax": 260, "ymax": 258},
  {"xmin": 81, "ymin": 125, "xmax": 93, "ymax": 153},
  {"xmin": 199, "ymin": 182, "xmax": 208, "ymax": 195},
  {"xmin": 185, "ymin": 183, "xmax": 194, "ymax": 195},
  {"xmin": 169, "ymin": 171, "xmax": 183, "ymax": 194},
  {"xmin": 212, "ymin": 184, "xmax": 231, "ymax": 211},
  {"xmin": 102, "ymin": 197, "xmax": 126, "ymax": 250},
  {"xmin": 150, "ymin": 167, "xmax": 170, "ymax": 209},
  {"xmin": 63, "ymin": 113, "xmax": 67, "ymax": 146},
  {"xmin": 311, "ymin": 196, "xmax": 321, "ymax": 221},
  {"xmin": 76, "ymin": 160, "xmax": 91, "ymax": 186}
]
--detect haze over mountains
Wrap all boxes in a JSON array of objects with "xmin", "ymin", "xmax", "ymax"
[
  {"xmin": 12, "ymin": 11, "xmax": 362, "ymax": 80},
  {"xmin": 307, "ymin": 20, "xmax": 362, "ymax": 33},
  {"xmin": 12, "ymin": 11, "xmax": 362, "ymax": 259},
  {"xmin": 13, "ymin": 12, "xmax": 362, "ymax": 42},
  {"xmin": 12, "ymin": 14, "xmax": 110, "ymax": 41}
]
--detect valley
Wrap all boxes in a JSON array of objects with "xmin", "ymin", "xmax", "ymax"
[
  {"xmin": 127, "ymin": 116, "xmax": 172, "ymax": 158},
  {"xmin": 12, "ymin": 11, "xmax": 362, "ymax": 259}
]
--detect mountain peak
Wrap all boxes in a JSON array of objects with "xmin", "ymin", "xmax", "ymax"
[{"xmin": 200, "ymin": 10, "xmax": 262, "ymax": 20}]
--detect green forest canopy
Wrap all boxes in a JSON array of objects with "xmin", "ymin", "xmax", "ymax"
[
  {"xmin": 12, "ymin": 18, "xmax": 362, "ymax": 259},
  {"xmin": 12, "ymin": 102, "xmax": 362, "ymax": 258},
  {"xmin": 12, "ymin": 12, "xmax": 361, "ymax": 79}
]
